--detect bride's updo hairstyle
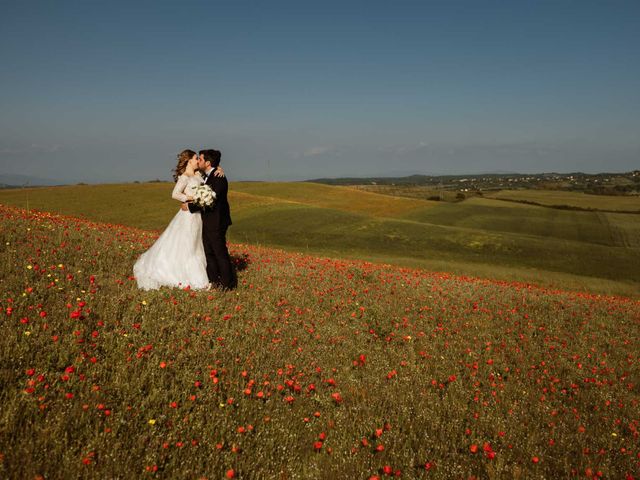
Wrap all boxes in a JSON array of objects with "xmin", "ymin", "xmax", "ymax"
[{"xmin": 172, "ymin": 149, "xmax": 196, "ymax": 181}]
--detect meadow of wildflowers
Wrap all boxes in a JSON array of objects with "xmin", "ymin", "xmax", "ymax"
[{"xmin": 1, "ymin": 204, "xmax": 639, "ymax": 479}]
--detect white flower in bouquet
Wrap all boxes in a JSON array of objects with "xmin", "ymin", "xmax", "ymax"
[{"xmin": 192, "ymin": 184, "xmax": 216, "ymax": 208}]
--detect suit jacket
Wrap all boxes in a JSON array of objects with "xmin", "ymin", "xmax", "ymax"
[{"xmin": 188, "ymin": 168, "xmax": 232, "ymax": 229}]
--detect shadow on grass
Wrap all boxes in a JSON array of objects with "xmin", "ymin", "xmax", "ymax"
[{"xmin": 231, "ymin": 252, "xmax": 250, "ymax": 272}]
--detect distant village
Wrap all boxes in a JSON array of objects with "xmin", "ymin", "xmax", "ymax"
[
  {"xmin": 442, "ymin": 171, "xmax": 640, "ymax": 195},
  {"xmin": 315, "ymin": 170, "xmax": 640, "ymax": 196}
]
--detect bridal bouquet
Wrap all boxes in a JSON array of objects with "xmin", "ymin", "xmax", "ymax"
[{"xmin": 191, "ymin": 184, "xmax": 216, "ymax": 208}]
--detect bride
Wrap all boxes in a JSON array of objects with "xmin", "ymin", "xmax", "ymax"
[{"xmin": 133, "ymin": 149, "xmax": 221, "ymax": 290}]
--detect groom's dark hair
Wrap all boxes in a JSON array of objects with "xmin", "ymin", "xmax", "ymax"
[{"xmin": 199, "ymin": 149, "xmax": 221, "ymax": 168}]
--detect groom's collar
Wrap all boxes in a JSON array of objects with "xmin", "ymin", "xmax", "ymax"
[{"xmin": 205, "ymin": 166, "xmax": 214, "ymax": 175}]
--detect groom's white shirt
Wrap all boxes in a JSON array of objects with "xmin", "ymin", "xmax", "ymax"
[{"xmin": 204, "ymin": 166, "xmax": 214, "ymax": 179}]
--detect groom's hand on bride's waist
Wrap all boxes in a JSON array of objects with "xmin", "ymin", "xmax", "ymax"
[{"xmin": 181, "ymin": 203, "xmax": 189, "ymax": 211}]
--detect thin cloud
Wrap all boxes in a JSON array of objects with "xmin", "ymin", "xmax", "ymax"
[
  {"xmin": 0, "ymin": 144, "xmax": 62, "ymax": 155},
  {"xmin": 379, "ymin": 141, "xmax": 429, "ymax": 156},
  {"xmin": 292, "ymin": 146, "xmax": 343, "ymax": 159},
  {"xmin": 303, "ymin": 146, "xmax": 332, "ymax": 157}
]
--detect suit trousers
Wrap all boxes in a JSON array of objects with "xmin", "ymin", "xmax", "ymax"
[{"xmin": 202, "ymin": 224, "xmax": 235, "ymax": 289}]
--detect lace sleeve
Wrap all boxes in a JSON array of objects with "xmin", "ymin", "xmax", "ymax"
[{"xmin": 171, "ymin": 175, "xmax": 189, "ymax": 202}]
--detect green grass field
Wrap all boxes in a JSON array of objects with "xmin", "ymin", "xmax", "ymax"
[
  {"xmin": 1, "ymin": 182, "xmax": 639, "ymax": 297},
  {"xmin": 486, "ymin": 189, "xmax": 640, "ymax": 213},
  {"xmin": 351, "ymin": 184, "xmax": 468, "ymax": 202},
  {"xmin": 1, "ymin": 204, "xmax": 639, "ymax": 479}
]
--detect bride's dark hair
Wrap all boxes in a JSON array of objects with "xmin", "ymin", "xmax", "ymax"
[{"xmin": 172, "ymin": 149, "xmax": 196, "ymax": 181}]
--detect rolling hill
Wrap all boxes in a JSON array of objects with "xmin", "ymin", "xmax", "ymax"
[
  {"xmin": 1, "ymin": 203, "xmax": 639, "ymax": 478},
  {"xmin": 0, "ymin": 181, "xmax": 639, "ymax": 296}
]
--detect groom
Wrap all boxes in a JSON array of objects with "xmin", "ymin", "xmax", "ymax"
[{"xmin": 182, "ymin": 149, "xmax": 235, "ymax": 290}]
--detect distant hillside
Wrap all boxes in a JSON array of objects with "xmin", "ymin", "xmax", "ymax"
[
  {"xmin": 308, "ymin": 173, "xmax": 517, "ymax": 185},
  {"xmin": 308, "ymin": 170, "xmax": 640, "ymax": 195},
  {"xmin": 0, "ymin": 174, "xmax": 66, "ymax": 188},
  {"xmin": 1, "ymin": 181, "xmax": 639, "ymax": 297}
]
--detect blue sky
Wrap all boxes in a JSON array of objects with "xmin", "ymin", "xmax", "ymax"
[{"xmin": 1, "ymin": 1, "xmax": 639, "ymax": 183}]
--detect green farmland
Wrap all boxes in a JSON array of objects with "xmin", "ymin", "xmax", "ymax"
[{"xmin": 1, "ymin": 182, "xmax": 639, "ymax": 296}]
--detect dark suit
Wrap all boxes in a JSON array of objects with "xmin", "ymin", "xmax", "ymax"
[{"xmin": 188, "ymin": 168, "xmax": 235, "ymax": 289}]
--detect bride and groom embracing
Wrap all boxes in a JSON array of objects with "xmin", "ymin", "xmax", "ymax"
[{"xmin": 133, "ymin": 149, "xmax": 237, "ymax": 291}]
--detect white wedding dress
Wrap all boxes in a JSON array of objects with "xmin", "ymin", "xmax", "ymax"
[{"xmin": 133, "ymin": 174, "xmax": 209, "ymax": 290}]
